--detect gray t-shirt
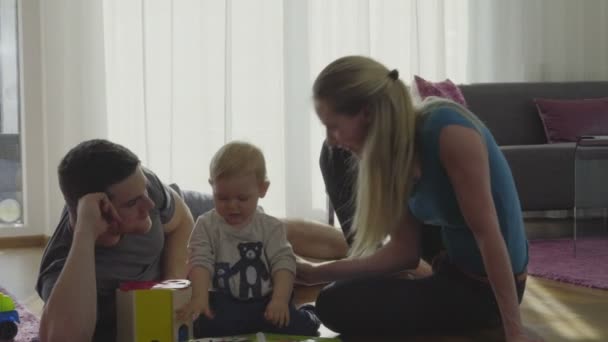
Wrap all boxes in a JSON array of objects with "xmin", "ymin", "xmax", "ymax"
[
  {"xmin": 188, "ymin": 209, "xmax": 296, "ymax": 300},
  {"xmin": 36, "ymin": 168, "xmax": 175, "ymax": 342}
]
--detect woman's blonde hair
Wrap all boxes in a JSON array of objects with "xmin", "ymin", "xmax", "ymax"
[
  {"xmin": 209, "ymin": 141, "xmax": 268, "ymax": 184},
  {"xmin": 314, "ymin": 57, "xmax": 487, "ymax": 257},
  {"xmin": 313, "ymin": 56, "xmax": 418, "ymax": 257}
]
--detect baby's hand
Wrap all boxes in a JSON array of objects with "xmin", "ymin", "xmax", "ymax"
[
  {"xmin": 176, "ymin": 297, "xmax": 214, "ymax": 322},
  {"xmin": 264, "ymin": 299, "xmax": 290, "ymax": 328}
]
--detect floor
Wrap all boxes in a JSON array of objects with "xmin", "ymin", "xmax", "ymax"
[
  {"xmin": 2, "ymin": 234, "xmax": 607, "ymax": 342},
  {"xmin": 294, "ymin": 277, "xmax": 608, "ymax": 342},
  {"xmin": 0, "ymin": 247, "xmax": 44, "ymax": 315}
]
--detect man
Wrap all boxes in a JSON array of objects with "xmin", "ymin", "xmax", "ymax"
[{"xmin": 36, "ymin": 139, "xmax": 194, "ymax": 342}]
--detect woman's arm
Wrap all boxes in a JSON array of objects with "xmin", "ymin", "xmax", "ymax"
[
  {"xmin": 439, "ymin": 125, "xmax": 529, "ymax": 341},
  {"xmin": 297, "ymin": 211, "xmax": 421, "ymax": 285}
]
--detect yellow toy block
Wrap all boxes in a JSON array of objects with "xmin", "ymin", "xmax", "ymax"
[{"xmin": 116, "ymin": 279, "xmax": 193, "ymax": 342}]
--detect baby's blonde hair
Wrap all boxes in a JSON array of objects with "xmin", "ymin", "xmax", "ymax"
[{"xmin": 209, "ymin": 141, "xmax": 267, "ymax": 183}]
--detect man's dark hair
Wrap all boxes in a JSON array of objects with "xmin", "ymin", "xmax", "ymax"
[{"xmin": 58, "ymin": 139, "xmax": 140, "ymax": 211}]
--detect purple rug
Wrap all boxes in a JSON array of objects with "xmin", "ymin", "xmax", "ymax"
[
  {"xmin": 0, "ymin": 286, "xmax": 40, "ymax": 342},
  {"xmin": 528, "ymin": 237, "xmax": 608, "ymax": 290}
]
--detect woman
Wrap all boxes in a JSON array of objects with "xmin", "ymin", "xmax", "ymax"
[{"xmin": 298, "ymin": 56, "xmax": 539, "ymax": 342}]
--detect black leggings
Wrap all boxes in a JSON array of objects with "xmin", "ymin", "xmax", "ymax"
[
  {"xmin": 318, "ymin": 142, "xmax": 526, "ymax": 337},
  {"xmin": 316, "ymin": 254, "xmax": 526, "ymax": 337}
]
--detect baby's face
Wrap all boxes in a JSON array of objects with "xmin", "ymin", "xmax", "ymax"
[{"xmin": 211, "ymin": 173, "xmax": 268, "ymax": 227}]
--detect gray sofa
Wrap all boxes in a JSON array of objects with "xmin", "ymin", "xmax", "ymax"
[{"xmin": 459, "ymin": 81, "xmax": 608, "ymax": 211}]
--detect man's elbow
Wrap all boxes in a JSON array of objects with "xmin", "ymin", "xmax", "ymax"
[{"xmin": 40, "ymin": 312, "xmax": 93, "ymax": 342}]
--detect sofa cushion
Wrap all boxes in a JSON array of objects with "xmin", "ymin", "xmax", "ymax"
[
  {"xmin": 535, "ymin": 97, "xmax": 608, "ymax": 143},
  {"xmin": 169, "ymin": 184, "xmax": 215, "ymax": 220},
  {"xmin": 412, "ymin": 75, "xmax": 468, "ymax": 107},
  {"xmin": 501, "ymin": 143, "xmax": 575, "ymax": 211},
  {"xmin": 459, "ymin": 82, "xmax": 608, "ymax": 146}
]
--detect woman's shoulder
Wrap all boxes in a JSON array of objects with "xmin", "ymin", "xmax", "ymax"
[
  {"xmin": 419, "ymin": 102, "xmax": 475, "ymax": 133},
  {"xmin": 416, "ymin": 100, "xmax": 483, "ymax": 157}
]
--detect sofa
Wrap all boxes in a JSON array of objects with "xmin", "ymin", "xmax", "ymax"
[{"xmin": 459, "ymin": 81, "xmax": 608, "ymax": 212}]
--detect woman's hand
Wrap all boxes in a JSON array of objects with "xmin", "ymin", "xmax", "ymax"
[{"xmin": 295, "ymin": 256, "xmax": 323, "ymax": 286}]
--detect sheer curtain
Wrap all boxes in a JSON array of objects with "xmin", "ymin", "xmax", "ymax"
[
  {"xmin": 101, "ymin": 0, "xmax": 468, "ymax": 221},
  {"xmin": 467, "ymin": 0, "xmax": 608, "ymax": 82},
  {"xmin": 100, "ymin": 0, "xmax": 608, "ymax": 222}
]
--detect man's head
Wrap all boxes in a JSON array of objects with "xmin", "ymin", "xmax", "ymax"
[
  {"xmin": 58, "ymin": 139, "xmax": 155, "ymax": 245},
  {"xmin": 208, "ymin": 141, "xmax": 269, "ymax": 227}
]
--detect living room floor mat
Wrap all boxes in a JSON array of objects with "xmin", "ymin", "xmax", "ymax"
[
  {"xmin": 528, "ymin": 237, "xmax": 608, "ymax": 290},
  {"xmin": 0, "ymin": 285, "xmax": 39, "ymax": 341}
]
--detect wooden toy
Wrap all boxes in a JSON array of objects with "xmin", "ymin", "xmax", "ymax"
[{"xmin": 116, "ymin": 279, "xmax": 193, "ymax": 342}]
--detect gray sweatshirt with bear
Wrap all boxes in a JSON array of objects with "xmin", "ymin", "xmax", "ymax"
[{"xmin": 188, "ymin": 209, "xmax": 296, "ymax": 300}]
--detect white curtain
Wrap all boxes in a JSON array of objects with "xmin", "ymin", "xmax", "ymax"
[
  {"xmin": 65, "ymin": 0, "xmax": 607, "ymax": 223},
  {"xmin": 467, "ymin": 0, "xmax": 608, "ymax": 82},
  {"xmin": 101, "ymin": 0, "xmax": 465, "ymax": 221},
  {"xmin": 39, "ymin": 0, "xmax": 109, "ymax": 232}
]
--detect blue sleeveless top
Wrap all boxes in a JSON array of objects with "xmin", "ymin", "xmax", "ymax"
[{"xmin": 408, "ymin": 106, "xmax": 528, "ymax": 276}]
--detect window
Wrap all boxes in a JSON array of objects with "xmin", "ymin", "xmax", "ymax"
[{"xmin": 0, "ymin": 0, "xmax": 22, "ymax": 227}]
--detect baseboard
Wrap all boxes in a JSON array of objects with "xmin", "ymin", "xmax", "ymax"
[
  {"xmin": 524, "ymin": 216, "xmax": 608, "ymax": 240},
  {"xmin": 0, "ymin": 235, "xmax": 49, "ymax": 249}
]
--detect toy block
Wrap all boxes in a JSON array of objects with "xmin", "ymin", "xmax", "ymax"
[{"xmin": 116, "ymin": 279, "xmax": 193, "ymax": 342}]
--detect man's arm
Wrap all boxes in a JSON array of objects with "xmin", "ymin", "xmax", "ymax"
[
  {"xmin": 39, "ymin": 229, "xmax": 97, "ymax": 342},
  {"xmin": 39, "ymin": 193, "xmax": 120, "ymax": 342},
  {"xmin": 162, "ymin": 188, "xmax": 194, "ymax": 279}
]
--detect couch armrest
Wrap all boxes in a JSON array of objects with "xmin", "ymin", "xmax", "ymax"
[{"xmin": 502, "ymin": 143, "xmax": 575, "ymax": 211}]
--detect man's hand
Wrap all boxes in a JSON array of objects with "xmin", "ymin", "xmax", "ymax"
[
  {"xmin": 264, "ymin": 298, "xmax": 290, "ymax": 328},
  {"xmin": 176, "ymin": 296, "xmax": 214, "ymax": 322},
  {"xmin": 75, "ymin": 193, "xmax": 122, "ymax": 239}
]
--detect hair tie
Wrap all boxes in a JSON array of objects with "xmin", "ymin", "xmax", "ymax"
[{"xmin": 388, "ymin": 69, "xmax": 399, "ymax": 80}]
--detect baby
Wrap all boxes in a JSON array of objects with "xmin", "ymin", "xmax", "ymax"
[{"xmin": 178, "ymin": 141, "xmax": 320, "ymax": 338}]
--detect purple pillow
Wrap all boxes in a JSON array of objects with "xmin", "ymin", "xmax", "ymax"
[
  {"xmin": 412, "ymin": 75, "xmax": 468, "ymax": 107},
  {"xmin": 534, "ymin": 97, "xmax": 608, "ymax": 143}
]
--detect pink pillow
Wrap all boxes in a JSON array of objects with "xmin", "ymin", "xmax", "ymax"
[
  {"xmin": 535, "ymin": 97, "xmax": 608, "ymax": 143},
  {"xmin": 412, "ymin": 75, "xmax": 468, "ymax": 107}
]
